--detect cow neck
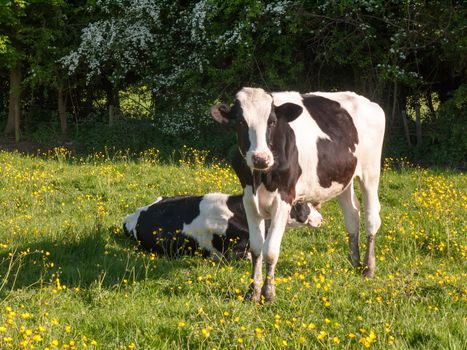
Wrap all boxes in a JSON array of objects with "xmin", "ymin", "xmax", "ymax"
[
  {"xmin": 252, "ymin": 119, "xmax": 301, "ymax": 204},
  {"xmin": 232, "ymin": 117, "xmax": 302, "ymax": 204}
]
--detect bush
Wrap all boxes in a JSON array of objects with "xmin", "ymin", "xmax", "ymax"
[
  {"xmin": 424, "ymin": 85, "xmax": 467, "ymax": 168},
  {"xmin": 71, "ymin": 118, "xmax": 236, "ymax": 161}
]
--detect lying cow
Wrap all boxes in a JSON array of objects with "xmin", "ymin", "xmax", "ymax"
[
  {"xmin": 211, "ymin": 87, "xmax": 385, "ymax": 302},
  {"xmin": 123, "ymin": 193, "xmax": 322, "ymax": 259}
]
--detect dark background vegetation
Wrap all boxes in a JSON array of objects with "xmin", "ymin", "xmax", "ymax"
[{"xmin": 0, "ymin": 1, "xmax": 465, "ymax": 167}]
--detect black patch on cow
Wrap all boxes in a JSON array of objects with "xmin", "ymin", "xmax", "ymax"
[
  {"xmin": 231, "ymin": 139, "xmax": 263, "ymax": 196},
  {"xmin": 206, "ymin": 195, "xmax": 248, "ymax": 258},
  {"xmin": 289, "ymin": 202, "xmax": 311, "ymax": 224},
  {"xmin": 232, "ymin": 100, "xmax": 251, "ymax": 158},
  {"xmin": 232, "ymin": 149, "xmax": 253, "ymax": 189},
  {"xmin": 122, "ymin": 223, "xmax": 133, "ymax": 239},
  {"xmin": 257, "ymin": 110, "xmax": 302, "ymax": 204},
  {"xmin": 274, "ymin": 102, "xmax": 303, "ymax": 123},
  {"xmin": 225, "ymin": 195, "xmax": 249, "ymax": 236},
  {"xmin": 211, "ymin": 234, "xmax": 226, "ymax": 254},
  {"xmin": 135, "ymin": 196, "xmax": 207, "ymax": 257},
  {"xmin": 302, "ymin": 94, "xmax": 359, "ymax": 188},
  {"xmin": 265, "ymin": 103, "xmax": 278, "ymax": 148}
]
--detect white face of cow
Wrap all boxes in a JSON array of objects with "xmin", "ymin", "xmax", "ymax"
[
  {"xmin": 288, "ymin": 203, "xmax": 323, "ymax": 229},
  {"xmin": 211, "ymin": 87, "xmax": 304, "ymax": 171},
  {"xmin": 305, "ymin": 204, "xmax": 323, "ymax": 228},
  {"xmin": 235, "ymin": 88, "xmax": 275, "ymax": 170}
]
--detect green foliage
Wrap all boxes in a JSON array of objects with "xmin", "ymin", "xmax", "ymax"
[
  {"xmin": 424, "ymin": 84, "xmax": 467, "ymax": 167},
  {"xmin": 26, "ymin": 116, "xmax": 236, "ymax": 161},
  {"xmin": 0, "ymin": 0, "xmax": 66, "ymax": 70},
  {"xmin": 119, "ymin": 86, "xmax": 152, "ymax": 119},
  {"xmin": 0, "ymin": 0, "xmax": 28, "ymax": 66}
]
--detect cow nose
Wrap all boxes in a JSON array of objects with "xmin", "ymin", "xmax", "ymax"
[
  {"xmin": 252, "ymin": 152, "xmax": 271, "ymax": 169},
  {"xmin": 308, "ymin": 218, "xmax": 322, "ymax": 228},
  {"xmin": 308, "ymin": 215, "xmax": 323, "ymax": 228}
]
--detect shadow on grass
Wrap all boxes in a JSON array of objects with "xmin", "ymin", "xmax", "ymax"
[
  {"xmin": 0, "ymin": 225, "xmax": 200, "ymax": 298},
  {"xmin": 407, "ymin": 330, "xmax": 442, "ymax": 349}
]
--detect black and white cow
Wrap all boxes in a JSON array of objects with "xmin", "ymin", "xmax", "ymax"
[
  {"xmin": 211, "ymin": 88, "xmax": 385, "ymax": 302},
  {"xmin": 123, "ymin": 193, "xmax": 322, "ymax": 259}
]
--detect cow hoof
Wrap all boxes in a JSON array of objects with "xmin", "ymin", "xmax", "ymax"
[
  {"xmin": 362, "ymin": 267, "xmax": 375, "ymax": 278},
  {"xmin": 245, "ymin": 284, "xmax": 261, "ymax": 302},
  {"xmin": 245, "ymin": 291, "xmax": 260, "ymax": 302},
  {"xmin": 260, "ymin": 285, "xmax": 275, "ymax": 304},
  {"xmin": 348, "ymin": 254, "xmax": 361, "ymax": 269}
]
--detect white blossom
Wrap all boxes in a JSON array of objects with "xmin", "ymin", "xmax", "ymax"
[{"xmin": 61, "ymin": 0, "xmax": 293, "ymax": 134}]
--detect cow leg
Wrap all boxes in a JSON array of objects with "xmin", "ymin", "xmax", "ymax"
[
  {"xmin": 337, "ymin": 181, "xmax": 361, "ymax": 269},
  {"xmin": 242, "ymin": 186, "xmax": 265, "ymax": 301},
  {"xmin": 360, "ymin": 172, "xmax": 381, "ymax": 278},
  {"xmin": 261, "ymin": 198, "xmax": 291, "ymax": 303}
]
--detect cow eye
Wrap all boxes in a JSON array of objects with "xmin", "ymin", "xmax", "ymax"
[{"xmin": 268, "ymin": 119, "xmax": 277, "ymax": 127}]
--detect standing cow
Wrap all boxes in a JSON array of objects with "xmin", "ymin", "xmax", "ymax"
[{"xmin": 211, "ymin": 87, "xmax": 385, "ymax": 302}]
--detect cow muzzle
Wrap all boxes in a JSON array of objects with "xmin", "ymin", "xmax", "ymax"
[
  {"xmin": 251, "ymin": 151, "xmax": 273, "ymax": 170},
  {"xmin": 307, "ymin": 209, "xmax": 323, "ymax": 229}
]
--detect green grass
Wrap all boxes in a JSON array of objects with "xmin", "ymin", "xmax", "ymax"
[{"xmin": 0, "ymin": 149, "xmax": 465, "ymax": 349}]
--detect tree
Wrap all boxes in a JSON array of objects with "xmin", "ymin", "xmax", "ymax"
[
  {"xmin": 0, "ymin": 0, "xmax": 90, "ymax": 140},
  {"xmin": 0, "ymin": 0, "xmax": 28, "ymax": 141},
  {"xmin": 61, "ymin": 0, "xmax": 299, "ymax": 136},
  {"xmin": 296, "ymin": 0, "xmax": 466, "ymax": 152}
]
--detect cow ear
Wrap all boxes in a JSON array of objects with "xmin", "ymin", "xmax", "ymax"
[
  {"xmin": 211, "ymin": 103, "xmax": 233, "ymax": 124},
  {"xmin": 275, "ymin": 103, "xmax": 303, "ymax": 122}
]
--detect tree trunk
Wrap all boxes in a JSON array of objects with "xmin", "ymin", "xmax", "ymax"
[
  {"xmin": 105, "ymin": 83, "xmax": 120, "ymax": 127},
  {"xmin": 109, "ymin": 104, "xmax": 115, "ymax": 127},
  {"xmin": 414, "ymin": 102, "xmax": 422, "ymax": 147},
  {"xmin": 6, "ymin": 89, "xmax": 15, "ymax": 134},
  {"xmin": 108, "ymin": 97, "xmax": 120, "ymax": 126},
  {"xmin": 58, "ymin": 84, "xmax": 67, "ymax": 136},
  {"xmin": 5, "ymin": 63, "xmax": 22, "ymax": 141},
  {"xmin": 391, "ymin": 81, "xmax": 398, "ymax": 124},
  {"xmin": 401, "ymin": 110, "xmax": 412, "ymax": 147}
]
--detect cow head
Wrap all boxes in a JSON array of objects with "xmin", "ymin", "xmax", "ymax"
[
  {"xmin": 289, "ymin": 202, "xmax": 323, "ymax": 229},
  {"xmin": 211, "ymin": 87, "xmax": 303, "ymax": 171}
]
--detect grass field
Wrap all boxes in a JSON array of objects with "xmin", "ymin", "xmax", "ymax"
[{"xmin": 0, "ymin": 147, "xmax": 465, "ymax": 349}]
